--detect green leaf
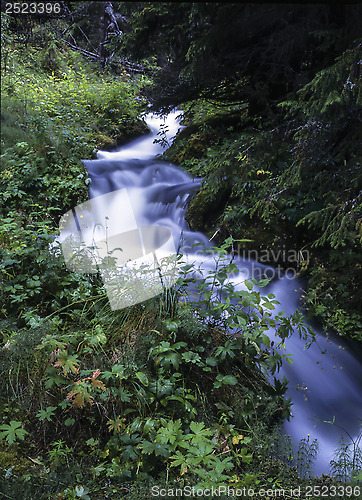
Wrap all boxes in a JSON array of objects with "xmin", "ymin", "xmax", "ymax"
[
  {"xmin": 143, "ymin": 418, "xmax": 156, "ymax": 434},
  {"xmin": 239, "ymin": 447, "xmax": 253, "ymax": 464},
  {"xmin": 75, "ymin": 485, "xmax": 90, "ymax": 499},
  {"xmin": 117, "ymin": 387, "xmax": 131, "ymax": 402},
  {"xmin": 165, "ymin": 320, "xmax": 179, "ymax": 332},
  {"xmin": 45, "ymin": 366, "xmax": 67, "ymax": 388},
  {"xmin": 214, "ymin": 374, "xmax": 238, "ymax": 388},
  {"xmin": 182, "ymin": 351, "xmax": 202, "ymax": 364},
  {"xmin": 235, "ymin": 314, "xmax": 247, "ymax": 326},
  {"xmin": 111, "ymin": 364, "xmax": 128, "ymax": 380},
  {"xmin": 156, "ymin": 419, "xmax": 182, "ymax": 445},
  {"xmin": 54, "ymin": 351, "xmax": 80, "ymax": 374},
  {"xmin": 245, "ymin": 280, "xmax": 253, "ymax": 291},
  {"xmin": 221, "ymin": 375, "xmax": 238, "ymax": 385},
  {"xmin": 261, "ymin": 334, "xmax": 270, "ymax": 347},
  {"xmin": 140, "ymin": 440, "xmax": 157, "ymax": 455},
  {"xmin": 190, "ymin": 422, "xmax": 206, "ymax": 434},
  {"xmin": 135, "ymin": 371, "xmax": 149, "ymax": 386},
  {"xmin": 205, "ymin": 356, "xmax": 218, "ymax": 366},
  {"xmin": 0, "ymin": 421, "xmax": 28, "ymax": 445},
  {"xmin": 153, "ymin": 443, "xmax": 172, "ymax": 457},
  {"xmin": 36, "ymin": 406, "xmax": 57, "ymax": 422}
]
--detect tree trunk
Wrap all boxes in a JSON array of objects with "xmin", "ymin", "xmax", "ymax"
[
  {"xmin": 98, "ymin": 3, "xmax": 108, "ymax": 70},
  {"xmin": 98, "ymin": 2, "xmax": 122, "ymax": 70}
]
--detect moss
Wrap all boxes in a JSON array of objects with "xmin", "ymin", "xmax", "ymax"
[
  {"xmin": 94, "ymin": 133, "xmax": 115, "ymax": 149},
  {"xmin": 0, "ymin": 445, "xmax": 34, "ymax": 475},
  {"xmin": 186, "ymin": 186, "xmax": 232, "ymax": 235},
  {"xmin": 114, "ymin": 118, "xmax": 150, "ymax": 146},
  {"xmin": 94, "ymin": 118, "xmax": 150, "ymax": 151},
  {"xmin": 164, "ymin": 109, "xmax": 246, "ymax": 165},
  {"xmin": 166, "ymin": 130, "xmax": 218, "ymax": 164}
]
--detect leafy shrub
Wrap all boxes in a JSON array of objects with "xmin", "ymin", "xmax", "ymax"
[{"xmin": 0, "ymin": 236, "xmax": 317, "ymax": 496}]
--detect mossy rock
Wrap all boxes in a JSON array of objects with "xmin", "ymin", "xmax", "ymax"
[
  {"xmin": 185, "ymin": 190, "xmax": 213, "ymax": 230},
  {"xmin": 186, "ymin": 186, "xmax": 231, "ymax": 235},
  {"xmin": 165, "ymin": 109, "xmax": 249, "ymax": 165},
  {"xmin": 114, "ymin": 118, "xmax": 150, "ymax": 147},
  {"xmin": 95, "ymin": 118, "xmax": 150, "ymax": 151},
  {"xmin": 94, "ymin": 133, "xmax": 116, "ymax": 149},
  {"xmin": 166, "ymin": 129, "xmax": 219, "ymax": 164}
]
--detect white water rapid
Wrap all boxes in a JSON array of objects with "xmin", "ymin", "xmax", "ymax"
[{"xmin": 86, "ymin": 110, "xmax": 361, "ymax": 476}]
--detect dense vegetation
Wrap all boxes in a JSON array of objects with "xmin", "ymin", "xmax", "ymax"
[{"xmin": 0, "ymin": 3, "xmax": 361, "ymax": 499}]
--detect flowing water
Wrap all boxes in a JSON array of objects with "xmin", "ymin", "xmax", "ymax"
[{"xmin": 84, "ymin": 110, "xmax": 361, "ymax": 476}]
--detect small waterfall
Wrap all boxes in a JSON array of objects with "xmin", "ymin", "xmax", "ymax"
[{"xmin": 83, "ymin": 110, "xmax": 361, "ymax": 475}]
